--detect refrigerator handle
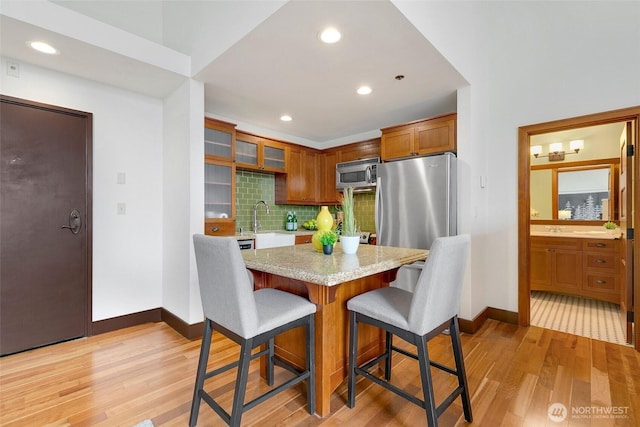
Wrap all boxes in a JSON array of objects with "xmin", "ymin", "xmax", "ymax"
[{"xmin": 375, "ymin": 176, "xmax": 382, "ymax": 236}]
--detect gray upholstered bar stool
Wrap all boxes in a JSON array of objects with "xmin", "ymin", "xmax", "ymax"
[
  {"xmin": 347, "ymin": 234, "xmax": 472, "ymax": 427},
  {"xmin": 190, "ymin": 234, "xmax": 316, "ymax": 427}
]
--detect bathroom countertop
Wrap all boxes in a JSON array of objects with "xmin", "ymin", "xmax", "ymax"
[
  {"xmin": 232, "ymin": 230, "xmax": 315, "ymax": 240},
  {"xmin": 530, "ymin": 225, "xmax": 621, "ymax": 240}
]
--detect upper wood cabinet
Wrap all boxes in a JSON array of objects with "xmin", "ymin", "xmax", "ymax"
[
  {"xmin": 204, "ymin": 118, "xmax": 237, "ymax": 236},
  {"xmin": 317, "ymin": 150, "xmax": 340, "ymax": 205},
  {"xmin": 338, "ymin": 138, "xmax": 381, "ymax": 162},
  {"xmin": 381, "ymin": 113, "xmax": 456, "ymax": 161},
  {"xmin": 235, "ymin": 131, "xmax": 286, "ymax": 173},
  {"xmin": 275, "ymin": 145, "xmax": 318, "ymax": 204},
  {"xmin": 205, "ymin": 117, "xmax": 235, "ymax": 162}
]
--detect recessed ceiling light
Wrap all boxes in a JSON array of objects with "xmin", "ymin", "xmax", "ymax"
[
  {"xmin": 28, "ymin": 41, "xmax": 58, "ymax": 55},
  {"xmin": 319, "ymin": 28, "xmax": 341, "ymax": 44},
  {"xmin": 280, "ymin": 115, "xmax": 292, "ymax": 122},
  {"xmin": 357, "ymin": 86, "xmax": 372, "ymax": 95}
]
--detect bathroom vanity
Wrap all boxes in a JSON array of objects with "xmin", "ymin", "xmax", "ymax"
[{"xmin": 530, "ymin": 229, "xmax": 621, "ymax": 304}]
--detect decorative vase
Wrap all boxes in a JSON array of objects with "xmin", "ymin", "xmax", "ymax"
[
  {"xmin": 340, "ymin": 235, "xmax": 360, "ymax": 255},
  {"xmin": 316, "ymin": 206, "xmax": 333, "ymax": 230},
  {"xmin": 312, "ymin": 206, "xmax": 334, "ymax": 252},
  {"xmin": 323, "ymin": 244, "xmax": 333, "ymax": 255}
]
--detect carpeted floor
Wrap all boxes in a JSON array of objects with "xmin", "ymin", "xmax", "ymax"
[{"xmin": 530, "ymin": 291, "xmax": 631, "ymax": 346}]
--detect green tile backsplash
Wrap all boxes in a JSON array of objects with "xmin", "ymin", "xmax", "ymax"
[{"xmin": 235, "ymin": 170, "xmax": 376, "ymax": 233}]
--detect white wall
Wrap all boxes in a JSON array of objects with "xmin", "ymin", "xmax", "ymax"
[
  {"xmin": 162, "ymin": 78, "xmax": 206, "ymax": 324},
  {"xmin": 395, "ymin": 0, "xmax": 640, "ymax": 316},
  {"xmin": 1, "ymin": 57, "xmax": 164, "ymax": 321}
]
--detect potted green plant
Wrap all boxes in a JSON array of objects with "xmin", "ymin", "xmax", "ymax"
[
  {"xmin": 340, "ymin": 187, "xmax": 360, "ymax": 254},
  {"xmin": 319, "ymin": 230, "xmax": 338, "ymax": 255},
  {"xmin": 603, "ymin": 221, "xmax": 617, "ymax": 234}
]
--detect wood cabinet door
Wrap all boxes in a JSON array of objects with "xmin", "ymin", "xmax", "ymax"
[
  {"xmin": 285, "ymin": 147, "xmax": 305, "ymax": 201},
  {"xmin": 261, "ymin": 141, "xmax": 286, "ymax": 172},
  {"xmin": 235, "ymin": 137, "xmax": 259, "ymax": 169},
  {"xmin": 338, "ymin": 138, "xmax": 381, "ymax": 162},
  {"xmin": 205, "ymin": 118, "xmax": 235, "ymax": 162},
  {"xmin": 204, "ymin": 159, "xmax": 236, "ymax": 235},
  {"xmin": 415, "ymin": 115, "xmax": 456, "ymax": 155},
  {"xmin": 530, "ymin": 246, "xmax": 552, "ymax": 289},
  {"xmin": 552, "ymin": 249, "xmax": 582, "ymax": 291},
  {"xmin": 301, "ymin": 149, "xmax": 318, "ymax": 201},
  {"xmin": 318, "ymin": 151, "xmax": 340, "ymax": 204},
  {"xmin": 381, "ymin": 128, "xmax": 414, "ymax": 160},
  {"xmin": 236, "ymin": 132, "xmax": 286, "ymax": 172},
  {"xmin": 276, "ymin": 146, "xmax": 317, "ymax": 203}
]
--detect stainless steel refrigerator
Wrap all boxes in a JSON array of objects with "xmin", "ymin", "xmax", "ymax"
[{"xmin": 375, "ymin": 152, "xmax": 457, "ymax": 290}]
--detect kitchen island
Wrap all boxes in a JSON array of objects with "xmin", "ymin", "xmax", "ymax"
[{"xmin": 242, "ymin": 243, "xmax": 428, "ymax": 417}]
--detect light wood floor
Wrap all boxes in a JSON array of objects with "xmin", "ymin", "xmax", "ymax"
[{"xmin": 1, "ymin": 319, "xmax": 639, "ymax": 426}]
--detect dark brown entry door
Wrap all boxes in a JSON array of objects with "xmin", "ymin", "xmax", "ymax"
[{"xmin": 0, "ymin": 96, "xmax": 92, "ymax": 356}]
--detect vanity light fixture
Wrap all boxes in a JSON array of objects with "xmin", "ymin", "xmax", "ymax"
[
  {"xmin": 319, "ymin": 27, "xmax": 341, "ymax": 44},
  {"xmin": 280, "ymin": 115, "xmax": 292, "ymax": 122},
  {"xmin": 530, "ymin": 145, "xmax": 542, "ymax": 157},
  {"xmin": 28, "ymin": 41, "xmax": 58, "ymax": 55},
  {"xmin": 569, "ymin": 139, "xmax": 585, "ymax": 152},
  {"xmin": 357, "ymin": 86, "xmax": 372, "ymax": 95},
  {"xmin": 531, "ymin": 139, "xmax": 583, "ymax": 162}
]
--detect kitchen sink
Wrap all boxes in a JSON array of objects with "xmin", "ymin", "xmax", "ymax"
[{"xmin": 254, "ymin": 232, "xmax": 295, "ymax": 249}]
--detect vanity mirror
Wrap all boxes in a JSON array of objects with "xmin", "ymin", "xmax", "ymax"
[{"xmin": 530, "ymin": 162, "xmax": 618, "ymax": 222}]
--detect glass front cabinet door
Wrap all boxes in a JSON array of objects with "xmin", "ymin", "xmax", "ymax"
[
  {"xmin": 236, "ymin": 131, "xmax": 286, "ymax": 172},
  {"xmin": 204, "ymin": 118, "xmax": 236, "ymax": 236}
]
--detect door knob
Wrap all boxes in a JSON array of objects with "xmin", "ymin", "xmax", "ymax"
[{"xmin": 61, "ymin": 209, "xmax": 82, "ymax": 235}]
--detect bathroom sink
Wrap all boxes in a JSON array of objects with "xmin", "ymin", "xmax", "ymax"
[{"xmin": 254, "ymin": 232, "xmax": 295, "ymax": 249}]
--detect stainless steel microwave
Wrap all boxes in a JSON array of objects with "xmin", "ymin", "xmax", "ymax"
[{"xmin": 336, "ymin": 157, "xmax": 380, "ymax": 192}]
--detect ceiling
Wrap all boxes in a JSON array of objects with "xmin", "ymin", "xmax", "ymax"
[{"xmin": 0, "ymin": 0, "xmax": 467, "ymax": 148}]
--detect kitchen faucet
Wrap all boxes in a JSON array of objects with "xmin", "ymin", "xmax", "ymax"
[{"xmin": 253, "ymin": 200, "xmax": 270, "ymax": 233}]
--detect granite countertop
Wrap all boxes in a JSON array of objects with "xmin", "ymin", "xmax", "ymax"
[{"xmin": 241, "ymin": 243, "xmax": 427, "ymax": 286}]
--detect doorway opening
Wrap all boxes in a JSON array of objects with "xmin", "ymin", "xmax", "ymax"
[{"xmin": 518, "ymin": 106, "xmax": 640, "ymax": 351}]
